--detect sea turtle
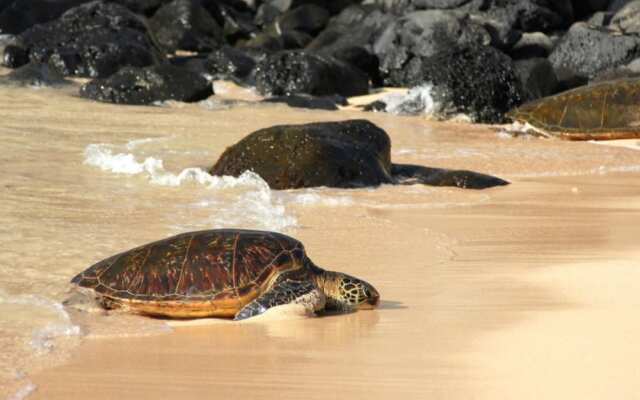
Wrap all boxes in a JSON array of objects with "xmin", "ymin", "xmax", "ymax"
[
  {"xmin": 507, "ymin": 77, "xmax": 640, "ymax": 140},
  {"xmin": 70, "ymin": 229, "xmax": 380, "ymax": 320}
]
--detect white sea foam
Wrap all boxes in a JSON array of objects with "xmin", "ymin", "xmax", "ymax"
[
  {"xmin": 382, "ymin": 84, "xmax": 441, "ymax": 117},
  {"xmin": 83, "ymin": 143, "xmax": 298, "ymax": 232},
  {"xmin": 0, "ymin": 292, "xmax": 82, "ymax": 353},
  {"xmin": 8, "ymin": 381, "xmax": 37, "ymax": 400},
  {"xmin": 288, "ymin": 192, "xmax": 354, "ymax": 207}
]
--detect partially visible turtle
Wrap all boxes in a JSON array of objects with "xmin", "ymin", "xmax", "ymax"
[
  {"xmin": 507, "ymin": 78, "xmax": 640, "ymax": 140},
  {"xmin": 70, "ymin": 229, "xmax": 380, "ymax": 320}
]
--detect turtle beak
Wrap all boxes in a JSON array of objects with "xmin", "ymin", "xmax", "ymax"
[{"xmin": 359, "ymin": 285, "xmax": 380, "ymax": 309}]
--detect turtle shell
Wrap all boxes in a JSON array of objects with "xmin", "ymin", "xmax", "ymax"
[
  {"xmin": 71, "ymin": 229, "xmax": 307, "ymax": 318},
  {"xmin": 508, "ymin": 78, "xmax": 640, "ymax": 140}
]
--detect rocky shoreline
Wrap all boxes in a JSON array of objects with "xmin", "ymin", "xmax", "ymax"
[{"xmin": 0, "ymin": 0, "xmax": 638, "ymax": 119}]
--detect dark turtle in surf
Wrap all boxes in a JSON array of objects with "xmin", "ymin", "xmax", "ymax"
[
  {"xmin": 70, "ymin": 229, "xmax": 380, "ymax": 320},
  {"xmin": 507, "ymin": 78, "xmax": 640, "ymax": 140}
]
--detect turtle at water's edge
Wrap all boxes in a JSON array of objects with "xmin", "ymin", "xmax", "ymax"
[
  {"xmin": 70, "ymin": 229, "xmax": 379, "ymax": 320},
  {"xmin": 507, "ymin": 78, "xmax": 640, "ymax": 140}
]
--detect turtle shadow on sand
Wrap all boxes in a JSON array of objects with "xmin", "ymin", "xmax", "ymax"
[{"xmin": 210, "ymin": 119, "xmax": 508, "ymax": 190}]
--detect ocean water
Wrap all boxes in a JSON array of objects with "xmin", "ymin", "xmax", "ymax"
[{"xmin": 2, "ymin": 82, "xmax": 640, "ymax": 400}]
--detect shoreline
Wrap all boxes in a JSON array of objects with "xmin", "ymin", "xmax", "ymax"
[{"xmin": 28, "ymin": 172, "xmax": 640, "ymax": 400}]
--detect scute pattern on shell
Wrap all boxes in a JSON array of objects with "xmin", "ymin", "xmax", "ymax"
[
  {"xmin": 508, "ymin": 78, "xmax": 640, "ymax": 140},
  {"xmin": 71, "ymin": 229, "xmax": 305, "ymax": 302}
]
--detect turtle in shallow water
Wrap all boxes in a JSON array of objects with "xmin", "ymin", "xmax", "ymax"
[
  {"xmin": 507, "ymin": 78, "xmax": 640, "ymax": 140},
  {"xmin": 70, "ymin": 229, "xmax": 380, "ymax": 320}
]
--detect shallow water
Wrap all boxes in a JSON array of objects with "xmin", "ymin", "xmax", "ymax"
[{"xmin": 1, "ymin": 78, "xmax": 640, "ymax": 399}]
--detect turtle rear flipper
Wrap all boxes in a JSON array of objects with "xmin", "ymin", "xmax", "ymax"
[{"xmin": 233, "ymin": 279, "xmax": 325, "ymax": 321}]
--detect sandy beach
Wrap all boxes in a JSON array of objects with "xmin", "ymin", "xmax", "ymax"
[
  {"xmin": 30, "ymin": 173, "xmax": 640, "ymax": 400},
  {"xmin": 1, "ymin": 81, "xmax": 638, "ymax": 399}
]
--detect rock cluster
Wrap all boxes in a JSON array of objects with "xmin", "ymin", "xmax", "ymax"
[{"xmin": 0, "ymin": 0, "xmax": 637, "ymax": 114}]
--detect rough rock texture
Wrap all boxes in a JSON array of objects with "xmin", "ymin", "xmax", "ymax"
[
  {"xmin": 204, "ymin": 46, "xmax": 257, "ymax": 82},
  {"xmin": 0, "ymin": 0, "xmax": 86, "ymax": 34},
  {"xmin": 79, "ymin": 64, "xmax": 213, "ymax": 105},
  {"xmin": 482, "ymin": 0, "xmax": 574, "ymax": 32},
  {"xmin": 149, "ymin": 0, "xmax": 224, "ymax": 53},
  {"xmin": 0, "ymin": 62, "xmax": 69, "ymax": 86},
  {"xmin": 609, "ymin": 0, "xmax": 640, "ymax": 33},
  {"xmin": 13, "ymin": 1, "xmax": 160, "ymax": 78},
  {"xmin": 549, "ymin": 22, "xmax": 640, "ymax": 80},
  {"xmin": 514, "ymin": 58, "xmax": 559, "ymax": 101},
  {"xmin": 373, "ymin": 10, "xmax": 490, "ymax": 79},
  {"xmin": 254, "ymin": 50, "xmax": 369, "ymax": 97},
  {"xmin": 508, "ymin": 31, "xmax": 554, "ymax": 59},
  {"xmin": 387, "ymin": 45, "xmax": 524, "ymax": 123},
  {"xmin": 210, "ymin": 119, "xmax": 509, "ymax": 189}
]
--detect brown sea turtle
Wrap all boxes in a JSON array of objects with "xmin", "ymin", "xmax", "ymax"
[
  {"xmin": 70, "ymin": 229, "xmax": 380, "ymax": 320},
  {"xmin": 507, "ymin": 78, "xmax": 640, "ymax": 140}
]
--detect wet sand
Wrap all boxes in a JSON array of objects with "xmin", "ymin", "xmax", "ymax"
[
  {"xmin": 30, "ymin": 174, "xmax": 640, "ymax": 399},
  {"xmin": 1, "ymin": 81, "xmax": 639, "ymax": 399}
]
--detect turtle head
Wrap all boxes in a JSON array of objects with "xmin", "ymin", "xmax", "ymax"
[{"xmin": 318, "ymin": 271, "xmax": 380, "ymax": 312}]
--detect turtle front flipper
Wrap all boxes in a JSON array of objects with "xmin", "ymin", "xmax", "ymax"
[{"xmin": 233, "ymin": 279, "xmax": 325, "ymax": 321}]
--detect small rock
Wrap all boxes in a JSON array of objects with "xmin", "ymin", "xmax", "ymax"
[
  {"xmin": 210, "ymin": 119, "xmax": 509, "ymax": 189},
  {"xmin": 254, "ymin": 50, "xmax": 369, "ymax": 97},
  {"xmin": 610, "ymin": 0, "xmax": 640, "ymax": 34},
  {"xmin": 0, "ymin": 62, "xmax": 69, "ymax": 86},
  {"xmin": 79, "ymin": 64, "xmax": 213, "ymax": 105}
]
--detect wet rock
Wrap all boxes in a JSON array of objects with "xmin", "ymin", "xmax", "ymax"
[
  {"xmin": 262, "ymin": 94, "xmax": 347, "ymax": 110},
  {"xmin": 514, "ymin": 58, "xmax": 558, "ymax": 101},
  {"xmin": 0, "ymin": 62, "xmax": 69, "ymax": 86},
  {"xmin": 468, "ymin": 13, "xmax": 521, "ymax": 51},
  {"xmin": 14, "ymin": 1, "xmax": 160, "ymax": 78},
  {"xmin": 79, "ymin": 64, "xmax": 213, "ymax": 105},
  {"xmin": 391, "ymin": 164, "xmax": 508, "ymax": 189},
  {"xmin": 610, "ymin": 0, "xmax": 640, "ymax": 34},
  {"xmin": 386, "ymin": 45, "xmax": 524, "ymax": 123},
  {"xmin": 204, "ymin": 46, "xmax": 257, "ymax": 82},
  {"xmin": 210, "ymin": 119, "xmax": 508, "ymax": 189},
  {"xmin": 548, "ymin": 22, "xmax": 640, "ymax": 81},
  {"xmin": 482, "ymin": 0, "xmax": 574, "ymax": 32},
  {"xmin": 280, "ymin": 29, "xmax": 314, "ymax": 49},
  {"xmin": 0, "ymin": 0, "xmax": 86, "ymax": 35},
  {"xmin": 254, "ymin": 50, "xmax": 369, "ymax": 97},
  {"xmin": 149, "ymin": 0, "xmax": 224, "ymax": 53},
  {"xmin": 373, "ymin": 10, "xmax": 490, "ymax": 80}
]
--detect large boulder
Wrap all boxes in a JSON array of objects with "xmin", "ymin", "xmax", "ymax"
[
  {"xmin": 386, "ymin": 45, "xmax": 524, "ymax": 123},
  {"xmin": 482, "ymin": 0, "xmax": 574, "ymax": 32},
  {"xmin": 210, "ymin": 119, "xmax": 509, "ymax": 190},
  {"xmin": 148, "ymin": 0, "xmax": 224, "ymax": 53},
  {"xmin": 9, "ymin": 1, "xmax": 160, "ymax": 77},
  {"xmin": 79, "ymin": 64, "xmax": 213, "ymax": 105},
  {"xmin": 254, "ymin": 50, "xmax": 369, "ymax": 97},
  {"xmin": 548, "ymin": 22, "xmax": 640, "ymax": 81},
  {"xmin": 373, "ymin": 10, "xmax": 490, "ymax": 80}
]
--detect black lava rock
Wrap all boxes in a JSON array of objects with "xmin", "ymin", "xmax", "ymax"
[
  {"xmin": 373, "ymin": 10, "xmax": 490, "ymax": 80},
  {"xmin": 13, "ymin": 1, "xmax": 160, "ymax": 78},
  {"xmin": 210, "ymin": 120, "xmax": 508, "ymax": 189},
  {"xmin": 204, "ymin": 46, "xmax": 257, "ymax": 82},
  {"xmin": 0, "ymin": 0, "xmax": 86, "ymax": 35},
  {"xmin": 548, "ymin": 22, "xmax": 640, "ymax": 81},
  {"xmin": 79, "ymin": 64, "xmax": 213, "ymax": 105},
  {"xmin": 386, "ymin": 45, "xmax": 524, "ymax": 123},
  {"xmin": 149, "ymin": 0, "xmax": 224, "ymax": 53},
  {"xmin": 0, "ymin": 62, "xmax": 69, "ymax": 86},
  {"xmin": 254, "ymin": 50, "xmax": 369, "ymax": 97},
  {"xmin": 482, "ymin": 0, "xmax": 574, "ymax": 32},
  {"xmin": 514, "ymin": 58, "xmax": 558, "ymax": 101},
  {"xmin": 276, "ymin": 4, "xmax": 330, "ymax": 35}
]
